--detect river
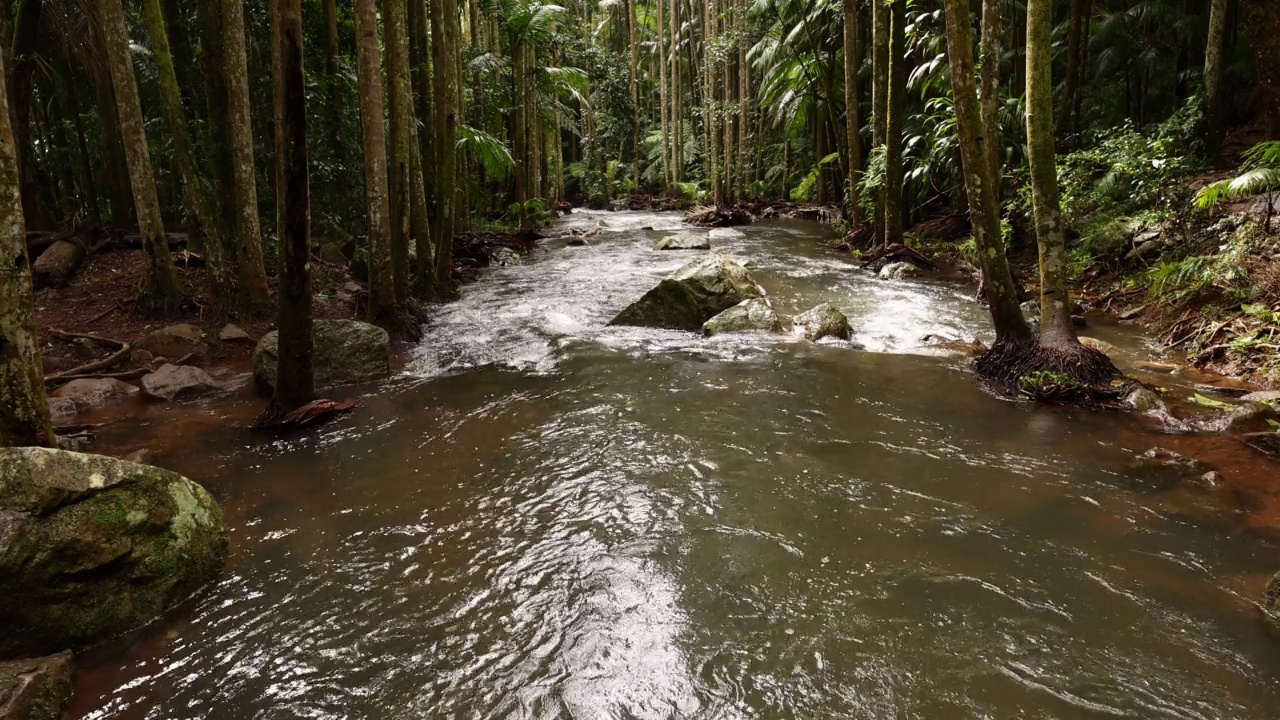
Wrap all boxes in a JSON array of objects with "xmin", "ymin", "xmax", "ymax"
[{"xmin": 71, "ymin": 212, "xmax": 1280, "ymax": 718}]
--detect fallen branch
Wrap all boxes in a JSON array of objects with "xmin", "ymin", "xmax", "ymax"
[
  {"xmin": 84, "ymin": 302, "xmax": 123, "ymax": 325},
  {"xmin": 44, "ymin": 344, "xmax": 132, "ymax": 384},
  {"xmin": 48, "ymin": 329, "xmax": 128, "ymax": 348},
  {"xmin": 47, "ymin": 367, "xmax": 148, "ymax": 385}
]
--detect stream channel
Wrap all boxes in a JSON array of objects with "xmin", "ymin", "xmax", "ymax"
[{"xmin": 72, "ymin": 211, "xmax": 1280, "ymax": 718}]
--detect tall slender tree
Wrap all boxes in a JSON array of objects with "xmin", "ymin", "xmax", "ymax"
[
  {"xmin": 843, "ymin": 0, "xmax": 862, "ymax": 223},
  {"xmin": 883, "ymin": 0, "xmax": 905, "ymax": 246},
  {"xmin": 0, "ymin": 50, "xmax": 52, "ymax": 448},
  {"xmin": 267, "ymin": 0, "xmax": 315, "ymax": 420},
  {"xmin": 141, "ymin": 0, "xmax": 233, "ymax": 301},
  {"xmin": 222, "ymin": 0, "xmax": 272, "ymax": 310},
  {"xmin": 871, "ymin": 0, "xmax": 888, "ymax": 238},
  {"xmin": 353, "ymin": 0, "xmax": 398, "ymax": 329},
  {"xmin": 941, "ymin": 0, "xmax": 1033, "ymax": 354},
  {"xmin": 432, "ymin": 0, "xmax": 461, "ymax": 279},
  {"xmin": 979, "ymin": 0, "xmax": 1002, "ymax": 187},
  {"xmin": 384, "ymin": 0, "xmax": 414, "ymax": 304},
  {"xmin": 100, "ymin": 0, "xmax": 187, "ymax": 314},
  {"xmin": 1243, "ymin": 0, "xmax": 1280, "ymax": 140},
  {"xmin": 1203, "ymin": 0, "xmax": 1227, "ymax": 151}
]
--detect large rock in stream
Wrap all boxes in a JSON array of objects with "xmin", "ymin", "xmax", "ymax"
[
  {"xmin": 0, "ymin": 448, "xmax": 227, "ymax": 657},
  {"xmin": 253, "ymin": 319, "xmax": 390, "ymax": 392},
  {"xmin": 702, "ymin": 298, "xmax": 783, "ymax": 336},
  {"xmin": 610, "ymin": 254, "xmax": 764, "ymax": 331},
  {"xmin": 0, "ymin": 652, "xmax": 73, "ymax": 720},
  {"xmin": 793, "ymin": 303, "xmax": 853, "ymax": 341}
]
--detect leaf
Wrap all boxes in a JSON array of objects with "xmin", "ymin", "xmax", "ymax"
[{"xmin": 1191, "ymin": 393, "xmax": 1232, "ymax": 410}]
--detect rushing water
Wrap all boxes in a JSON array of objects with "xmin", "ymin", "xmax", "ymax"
[{"xmin": 73, "ymin": 213, "xmax": 1280, "ymax": 718}]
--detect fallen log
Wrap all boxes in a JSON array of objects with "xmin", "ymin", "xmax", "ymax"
[
  {"xmin": 31, "ymin": 233, "xmax": 89, "ymax": 286},
  {"xmin": 44, "ymin": 330, "xmax": 132, "ymax": 384}
]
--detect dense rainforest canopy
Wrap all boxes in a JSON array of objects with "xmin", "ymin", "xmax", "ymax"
[{"xmin": 0, "ymin": 0, "xmax": 1277, "ymax": 426}]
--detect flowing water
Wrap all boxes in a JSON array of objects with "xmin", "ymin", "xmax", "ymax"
[{"xmin": 72, "ymin": 212, "xmax": 1280, "ymax": 718}]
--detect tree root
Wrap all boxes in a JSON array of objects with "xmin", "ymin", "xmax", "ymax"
[{"xmin": 974, "ymin": 340, "xmax": 1134, "ymax": 403}]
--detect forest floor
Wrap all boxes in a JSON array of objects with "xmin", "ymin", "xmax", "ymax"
[{"xmin": 32, "ymin": 229, "xmax": 529, "ymax": 426}]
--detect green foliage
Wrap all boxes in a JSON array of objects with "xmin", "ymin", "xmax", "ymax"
[
  {"xmin": 1194, "ymin": 142, "xmax": 1280, "ymax": 229},
  {"xmin": 457, "ymin": 125, "xmax": 515, "ymax": 181},
  {"xmin": 1145, "ymin": 221, "xmax": 1256, "ymax": 305},
  {"xmin": 791, "ymin": 152, "xmax": 840, "ymax": 202}
]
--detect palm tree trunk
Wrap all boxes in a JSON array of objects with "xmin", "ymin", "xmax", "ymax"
[
  {"xmin": 100, "ymin": 0, "xmax": 187, "ymax": 314},
  {"xmin": 884, "ymin": 0, "xmax": 905, "ymax": 246},
  {"xmin": 628, "ymin": 0, "xmax": 641, "ymax": 190},
  {"xmin": 267, "ymin": 0, "xmax": 315, "ymax": 419},
  {"xmin": 354, "ymin": 0, "xmax": 398, "ymax": 328},
  {"xmin": 1056, "ymin": 0, "xmax": 1084, "ymax": 138},
  {"xmin": 871, "ymin": 0, "xmax": 888, "ymax": 239},
  {"xmin": 672, "ymin": 0, "xmax": 683, "ymax": 184},
  {"xmin": 979, "ymin": 0, "xmax": 1003, "ymax": 189},
  {"xmin": 843, "ymin": 0, "xmax": 862, "ymax": 222},
  {"xmin": 658, "ymin": 0, "xmax": 671, "ymax": 190},
  {"xmin": 431, "ymin": 0, "xmax": 461, "ymax": 276},
  {"xmin": 941, "ymin": 0, "xmax": 1033, "ymax": 348},
  {"xmin": 1243, "ymin": 0, "xmax": 1279, "ymax": 139},
  {"xmin": 0, "ymin": 49, "xmax": 52, "ymax": 447},
  {"xmin": 141, "ymin": 0, "xmax": 233, "ymax": 301},
  {"xmin": 222, "ymin": 0, "xmax": 272, "ymax": 311},
  {"xmin": 384, "ymin": 0, "xmax": 413, "ymax": 304}
]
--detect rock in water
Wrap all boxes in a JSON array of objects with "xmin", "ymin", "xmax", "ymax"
[
  {"xmin": 793, "ymin": 303, "xmax": 853, "ymax": 341},
  {"xmin": 1264, "ymin": 572, "xmax": 1280, "ymax": 632},
  {"xmin": 0, "ymin": 652, "xmax": 74, "ymax": 720},
  {"xmin": 253, "ymin": 319, "xmax": 390, "ymax": 392},
  {"xmin": 878, "ymin": 262, "xmax": 921, "ymax": 280},
  {"xmin": 48, "ymin": 378, "xmax": 140, "ymax": 412},
  {"xmin": 610, "ymin": 254, "xmax": 764, "ymax": 331},
  {"xmin": 218, "ymin": 323, "xmax": 253, "ymax": 344},
  {"xmin": 140, "ymin": 324, "xmax": 208, "ymax": 359},
  {"xmin": 490, "ymin": 247, "xmax": 522, "ymax": 266},
  {"xmin": 140, "ymin": 364, "xmax": 224, "ymax": 401},
  {"xmin": 703, "ymin": 298, "xmax": 783, "ymax": 336},
  {"xmin": 0, "ymin": 448, "xmax": 227, "ymax": 657},
  {"xmin": 654, "ymin": 234, "xmax": 711, "ymax": 251}
]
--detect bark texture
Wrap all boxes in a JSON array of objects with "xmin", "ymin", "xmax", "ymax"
[
  {"xmin": 100, "ymin": 0, "xmax": 186, "ymax": 313},
  {"xmin": 941, "ymin": 0, "xmax": 1033, "ymax": 347},
  {"xmin": 222, "ymin": 0, "xmax": 272, "ymax": 310},
  {"xmin": 267, "ymin": 0, "xmax": 314, "ymax": 419},
  {"xmin": 884, "ymin": 0, "xmax": 905, "ymax": 246},
  {"xmin": 0, "ymin": 50, "xmax": 52, "ymax": 447},
  {"xmin": 354, "ymin": 0, "xmax": 397, "ymax": 328},
  {"xmin": 384, "ymin": 0, "xmax": 413, "ymax": 304},
  {"xmin": 843, "ymin": 0, "xmax": 862, "ymax": 223},
  {"xmin": 1243, "ymin": 0, "xmax": 1280, "ymax": 139},
  {"xmin": 141, "ymin": 0, "xmax": 232, "ymax": 300},
  {"xmin": 1203, "ymin": 0, "xmax": 1226, "ymax": 149},
  {"xmin": 431, "ymin": 0, "xmax": 461, "ymax": 281},
  {"xmin": 871, "ymin": 0, "xmax": 888, "ymax": 239}
]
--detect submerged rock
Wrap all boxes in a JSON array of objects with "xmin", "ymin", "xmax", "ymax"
[
  {"xmin": 610, "ymin": 254, "xmax": 764, "ymax": 331},
  {"xmin": 253, "ymin": 319, "xmax": 390, "ymax": 392},
  {"xmin": 654, "ymin": 234, "xmax": 711, "ymax": 251},
  {"xmin": 0, "ymin": 651, "xmax": 74, "ymax": 720},
  {"xmin": 139, "ymin": 324, "xmax": 208, "ymax": 360},
  {"xmin": 708, "ymin": 227, "xmax": 745, "ymax": 240},
  {"xmin": 1078, "ymin": 336, "xmax": 1118, "ymax": 355},
  {"xmin": 490, "ymin": 247, "xmax": 522, "ymax": 267},
  {"xmin": 1265, "ymin": 573, "xmax": 1280, "ymax": 632},
  {"xmin": 1242, "ymin": 390, "xmax": 1280, "ymax": 405},
  {"xmin": 0, "ymin": 448, "xmax": 227, "ymax": 657},
  {"xmin": 920, "ymin": 334, "xmax": 987, "ymax": 357},
  {"xmin": 702, "ymin": 298, "xmax": 783, "ymax": 336},
  {"xmin": 141, "ymin": 364, "xmax": 224, "ymax": 402},
  {"xmin": 878, "ymin": 262, "xmax": 921, "ymax": 280},
  {"xmin": 793, "ymin": 303, "xmax": 852, "ymax": 341},
  {"xmin": 566, "ymin": 236, "xmax": 590, "ymax": 247},
  {"xmin": 1243, "ymin": 432, "xmax": 1280, "ymax": 457},
  {"xmin": 48, "ymin": 378, "xmax": 139, "ymax": 412}
]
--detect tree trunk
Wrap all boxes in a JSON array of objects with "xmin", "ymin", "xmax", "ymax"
[
  {"xmin": 431, "ymin": 0, "xmax": 460, "ymax": 280},
  {"xmin": 267, "ymin": 0, "xmax": 314, "ymax": 419},
  {"xmin": 979, "ymin": 0, "xmax": 1003, "ymax": 189},
  {"xmin": 514, "ymin": 43, "xmax": 529, "ymax": 233},
  {"xmin": 1027, "ymin": 0, "xmax": 1077, "ymax": 348},
  {"xmin": 658, "ymin": 0, "xmax": 670, "ymax": 190},
  {"xmin": 843, "ymin": 0, "xmax": 862, "ymax": 222},
  {"xmin": 871, "ymin": 0, "xmax": 888, "ymax": 239},
  {"xmin": 1243, "ymin": 0, "xmax": 1279, "ymax": 139},
  {"xmin": 941, "ymin": 0, "xmax": 1033, "ymax": 347},
  {"xmin": 141, "ymin": 0, "xmax": 233, "ymax": 301},
  {"xmin": 384, "ymin": 0, "xmax": 412, "ymax": 304},
  {"xmin": 884, "ymin": 0, "xmax": 905, "ymax": 246},
  {"xmin": 222, "ymin": 0, "xmax": 272, "ymax": 311},
  {"xmin": 671, "ymin": 0, "xmax": 682, "ymax": 183},
  {"xmin": 0, "ymin": 49, "xmax": 52, "ymax": 447},
  {"xmin": 10, "ymin": 0, "xmax": 42, "ymax": 229},
  {"xmin": 1056, "ymin": 0, "xmax": 1083, "ymax": 138},
  {"xmin": 199, "ymin": 0, "xmax": 235, "ymax": 241},
  {"xmin": 100, "ymin": 0, "xmax": 187, "ymax": 314},
  {"xmin": 1204, "ymin": 0, "xmax": 1227, "ymax": 151},
  {"xmin": 323, "ymin": 0, "xmax": 343, "ymax": 154},
  {"xmin": 409, "ymin": 0, "xmax": 435, "ymax": 230},
  {"xmin": 354, "ymin": 0, "xmax": 398, "ymax": 328},
  {"xmin": 628, "ymin": 0, "xmax": 641, "ymax": 190}
]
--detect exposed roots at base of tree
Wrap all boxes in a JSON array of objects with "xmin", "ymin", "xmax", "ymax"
[
  {"xmin": 370, "ymin": 302, "xmax": 426, "ymax": 342},
  {"xmin": 134, "ymin": 287, "xmax": 192, "ymax": 319},
  {"xmin": 974, "ymin": 340, "xmax": 1135, "ymax": 403}
]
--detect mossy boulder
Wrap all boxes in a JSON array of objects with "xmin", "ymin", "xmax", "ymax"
[
  {"xmin": 610, "ymin": 254, "xmax": 764, "ymax": 331},
  {"xmin": 0, "ymin": 448, "xmax": 227, "ymax": 658},
  {"xmin": 702, "ymin": 298, "xmax": 783, "ymax": 336},
  {"xmin": 793, "ymin": 302, "xmax": 853, "ymax": 341},
  {"xmin": 0, "ymin": 651, "xmax": 73, "ymax": 720},
  {"xmin": 252, "ymin": 319, "xmax": 390, "ymax": 393}
]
